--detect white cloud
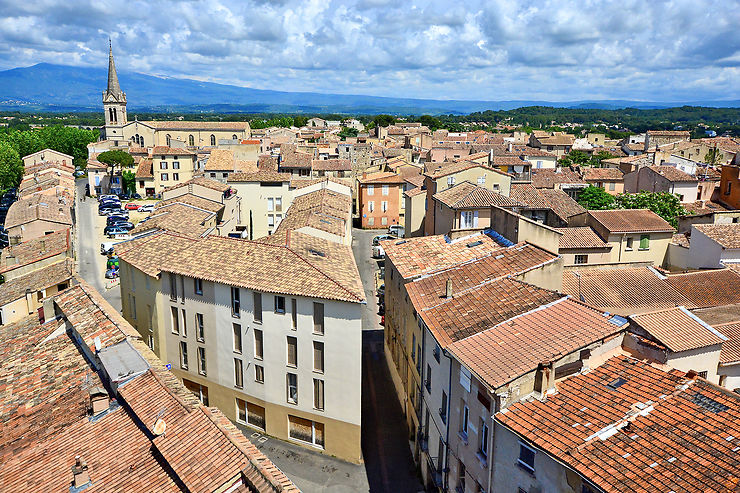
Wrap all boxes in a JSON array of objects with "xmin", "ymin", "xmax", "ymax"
[{"xmin": 0, "ymin": 0, "xmax": 737, "ymax": 102}]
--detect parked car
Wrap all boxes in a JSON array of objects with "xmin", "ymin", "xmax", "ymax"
[
  {"xmin": 377, "ymin": 284, "xmax": 385, "ymax": 298},
  {"xmin": 372, "ymin": 244, "xmax": 385, "ymax": 259},
  {"xmin": 106, "ymin": 216, "xmax": 129, "ymax": 226},
  {"xmin": 372, "ymin": 234, "xmax": 396, "ymax": 246},
  {"xmin": 105, "ymin": 268, "xmax": 118, "ymax": 279},
  {"xmin": 105, "ymin": 225, "xmax": 131, "ymax": 237},
  {"xmin": 99, "ymin": 194, "xmax": 118, "ymax": 202},
  {"xmin": 138, "ymin": 204, "xmax": 155, "ymax": 213},
  {"xmin": 103, "ymin": 208, "xmax": 127, "ymax": 217},
  {"xmin": 100, "ymin": 241, "xmax": 121, "ymax": 255},
  {"xmin": 124, "ymin": 203, "xmax": 140, "ymax": 210},
  {"xmin": 388, "ymin": 225, "xmax": 405, "ymax": 237},
  {"xmin": 74, "ymin": 170, "xmax": 85, "ymax": 177}
]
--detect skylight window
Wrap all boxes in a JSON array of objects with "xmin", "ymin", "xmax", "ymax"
[
  {"xmin": 692, "ymin": 393, "xmax": 729, "ymax": 413},
  {"xmin": 309, "ymin": 249, "xmax": 326, "ymax": 257},
  {"xmin": 467, "ymin": 240, "xmax": 483, "ymax": 248},
  {"xmin": 606, "ymin": 378, "xmax": 627, "ymax": 390}
]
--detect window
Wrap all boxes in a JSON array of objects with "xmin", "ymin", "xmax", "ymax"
[
  {"xmin": 625, "ymin": 237, "xmax": 634, "ymax": 250},
  {"xmin": 479, "ymin": 419, "xmax": 489, "ymax": 460},
  {"xmin": 267, "ymin": 197, "xmax": 274, "ymax": 211},
  {"xmin": 313, "ymin": 302, "xmax": 324, "ymax": 334},
  {"xmin": 287, "ymin": 373, "xmax": 298, "ymax": 404},
  {"xmin": 382, "ymin": 184, "xmax": 389, "ymax": 195},
  {"xmin": 639, "ymin": 234, "xmax": 650, "ymax": 250},
  {"xmin": 313, "ymin": 379, "xmax": 325, "ymax": 410},
  {"xmin": 574, "ymin": 254, "xmax": 588, "ymax": 264},
  {"xmin": 255, "ymin": 364, "xmax": 264, "ymax": 383},
  {"xmin": 426, "ymin": 364, "xmax": 432, "ymax": 392},
  {"xmin": 231, "ymin": 287, "xmax": 240, "ymax": 317},
  {"xmin": 196, "ymin": 313, "xmax": 204, "ymax": 341},
  {"xmin": 518, "ymin": 442, "xmax": 536, "ymax": 474},
  {"xmin": 247, "ymin": 402, "xmax": 266, "ymax": 430},
  {"xmin": 268, "ymin": 214, "xmax": 275, "ymax": 227},
  {"xmin": 367, "ymin": 185, "xmax": 374, "ymax": 195},
  {"xmin": 275, "ymin": 295, "xmax": 286, "ymax": 314},
  {"xmin": 726, "ymin": 182, "xmax": 732, "ymax": 195},
  {"xmin": 275, "ymin": 197, "xmax": 282, "ymax": 212},
  {"xmin": 148, "ymin": 334, "xmax": 154, "ymax": 350},
  {"xmin": 460, "ymin": 403, "xmax": 469, "ymax": 438},
  {"xmin": 368, "ymin": 201, "xmax": 375, "ymax": 212},
  {"xmin": 172, "ymin": 173, "xmax": 179, "ymax": 181},
  {"xmin": 234, "ymin": 358, "xmax": 243, "ymax": 388},
  {"xmin": 210, "ymin": 134, "xmax": 216, "ymax": 146},
  {"xmin": 236, "ymin": 398, "xmax": 247, "ymax": 423},
  {"xmin": 697, "ymin": 370, "xmax": 708, "ymax": 379},
  {"xmin": 172, "ymin": 161, "xmax": 180, "ymax": 169},
  {"xmin": 161, "ymin": 173, "xmax": 168, "ymax": 181},
  {"xmin": 447, "ymin": 176, "xmax": 455, "ymax": 187},
  {"xmin": 253, "ymin": 292, "xmax": 262, "ymax": 323},
  {"xmin": 609, "ymin": 182, "xmax": 615, "ymax": 191},
  {"xmin": 179, "ymin": 341, "xmax": 188, "ymax": 369},
  {"xmin": 181, "ymin": 309, "xmax": 187, "ymax": 336},
  {"xmin": 169, "ymin": 273, "xmax": 178, "ymax": 300},
  {"xmin": 254, "ymin": 329, "xmax": 264, "ymax": 359},
  {"xmin": 197, "ymin": 347, "xmax": 207, "ymax": 375},
  {"xmin": 440, "ymin": 391, "xmax": 448, "ymax": 423},
  {"xmin": 170, "ymin": 306, "xmax": 179, "ymax": 334},
  {"xmin": 433, "ymin": 343, "xmax": 441, "ymax": 362},
  {"xmin": 193, "ymin": 278, "xmax": 203, "ymax": 295},
  {"xmin": 160, "ymin": 162, "xmax": 168, "ymax": 170},
  {"xmin": 458, "ymin": 460, "xmax": 466, "ymax": 492},
  {"xmin": 291, "ymin": 298, "xmax": 297, "ymax": 329},
  {"xmin": 477, "ymin": 175, "xmax": 485, "ymax": 185},
  {"xmin": 189, "ymin": 135, "xmax": 194, "ymax": 146},
  {"xmin": 411, "ymin": 334, "xmax": 417, "ymax": 362},
  {"xmin": 288, "ymin": 415, "xmax": 324, "ymax": 448},
  {"xmin": 233, "ymin": 323, "xmax": 242, "ymax": 353},
  {"xmin": 460, "ymin": 210, "xmax": 478, "ymax": 229},
  {"xmin": 287, "ymin": 336, "xmax": 298, "ymax": 367},
  {"xmin": 313, "ymin": 341, "xmax": 324, "ymax": 373},
  {"xmin": 381, "ymin": 201, "xmax": 388, "ymax": 212},
  {"xmin": 131, "ymin": 295, "xmax": 137, "ymax": 320}
]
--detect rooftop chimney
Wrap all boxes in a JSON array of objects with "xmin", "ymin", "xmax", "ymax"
[
  {"xmin": 507, "ymin": 142, "xmax": 513, "ymax": 153},
  {"xmin": 71, "ymin": 456, "xmax": 90, "ymax": 488},
  {"xmin": 89, "ymin": 387, "xmax": 109, "ymax": 416},
  {"xmin": 445, "ymin": 279, "xmax": 453, "ymax": 298}
]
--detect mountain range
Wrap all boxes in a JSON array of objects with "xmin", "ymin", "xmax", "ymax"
[{"xmin": 1, "ymin": 63, "xmax": 738, "ymax": 115}]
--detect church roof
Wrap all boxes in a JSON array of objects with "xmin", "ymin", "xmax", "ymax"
[{"xmin": 104, "ymin": 42, "xmax": 125, "ymax": 103}]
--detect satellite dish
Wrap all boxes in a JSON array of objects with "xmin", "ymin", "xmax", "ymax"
[{"xmin": 153, "ymin": 418, "xmax": 166, "ymax": 436}]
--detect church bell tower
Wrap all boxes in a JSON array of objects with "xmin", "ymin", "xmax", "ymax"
[{"xmin": 102, "ymin": 40, "xmax": 127, "ymax": 140}]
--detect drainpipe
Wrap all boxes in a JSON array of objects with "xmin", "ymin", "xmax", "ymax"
[
  {"xmin": 619, "ymin": 234, "xmax": 624, "ymax": 262},
  {"xmin": 443, "ymin": 350, "xmax": 453, "ymax": 492}
]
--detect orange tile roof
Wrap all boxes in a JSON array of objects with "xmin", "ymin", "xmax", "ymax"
[
  {"xmin": 432, "ymin": 181, "xmax": 521, "ymax": 209},
  {"xmin": 531, "ymin": 168, "xmax": 585, "ymax": 189},
  {"xmin": 448, "ymin": 298, "xmax": 626, "ymax": 389},
  {"xmin": 647, "ymin": 130, "xmax": 691, "ymax": 136},
  {"xmin": 555, "ymin": 227, "xmax": 611, "ymax": 249},
  {"xmin": 155, "ymin": 193, "xmax": 224, "ymax": 213},
  {"xmin": 135, "ymin": 157, "xmax": 153, "ymax": 178},
  {"xmin": 663, "ymin": 268, "xmax": 740, "ymax": 308},
  {"xmin": 132, "ymin": 203, "xmax": 216, "ymax": 237},
  {"xmin": 151, "ymin": 146, "xmax": 197, "ymax": 156},
  {"xmin": 164, "ymin": 176, "xmax": 231, "ymax": 193},
  {"xmin": 425, "ymin": 160, "xmax": 509, "ymax": 179},
  {"xmin": 630, "ymin": 306, "xmax": 727, "ymax": 352},
  {"xmin": 404, "ymin": 186, "xmax": 425, "ymax": 198},
  {"xmin": 358, "ymin": 171, "xmax": 405, "ymax": 185},
  {"xmin": 561, "ymin": 267, "xmax": 695, "ymax": 315},
  {"xmin": 693, "ymin": 224, "xmax": 740, "ymax": 249},
  {"xmin": 647, "ymin": 165, "xmax": 698, "ymax": 182},
  {"xmin": 587, "ymin": 209, "xmax": 674, "ymax": 233},
  {"xmin": 204, "ymin": 148, "xmax": 235, "ymax": 171},
  {"xmin": 381, "ymin": 233, "xmax": 505, "ymax": 280},
  {"xmin": 583, "ymin": 167, "xmax": 624, "ymax": 181},
  {"xmin": 5, "ymin": 193, "xmax": 73, "ymax": 229},
  {"xmin": 0, "ymin": 228, "xmax": 70, "ymax": 273},
  {"xmin": 311, "ymin": 158, "xmax": 351, "ymax": 171},
  {"xmin": 496, "ymin": 355, "xmax": 740, "ymax": 493},
  {"xmin": 0, "ymin": 258, "xmax": 73, "ymax": 306},
  {"xmin": 228, "ymin": 170, "xmax": 292, "ymax": 183},
  {"xmin": 716, "ymin": 321, "xmax": 740, "ymax": 365}
]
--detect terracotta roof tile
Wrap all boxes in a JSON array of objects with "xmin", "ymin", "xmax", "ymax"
[
  {"xmin": 229, "ymin": 170, "xmax": 292, "ymax": 183},
  {"xmin": 155, "ymin": 193, "xmax": 224, "ymax": 213},
  {"xmin": 716, "ymin": 321, "xmax": 740, "ymax": 365},
  {"xmin": 693, "ymin": 224, "xmax": 740, "ymax": 249},
  {"xmin": 556, "ymin": 227, "xmax": 611, "ymax": 249},
  {"xmin": 131, "ymin": 203, "xmax": 216, "ymax": 237},
  {"xmin": 164, "ymin": 177, "xmax": 230, "ymax": 193},
  {"xmin": 5, "ymin": 193, "xmax": 73, "ymax": 229},
  {"xmin": 587, "ymin": 209, "xmax": 674, "ymax": 233},
  {"xmin": 664, "ymin": 269, "xmax": 740, "ymax": 308},
  {"xmin": 449, "ymin": 298, "xmax": 626, "ymax": 389},
  {"xmin": 630, "ymin": 306, "xmax": 727, "ymax": 352},
  {"xmin": 151, "ymin": 146, "xmax": 197, "ymax": 156},
  {"xmin": 0, "ymin": 228, "xmax": 70, "ymax": 273},
  {"xmin": 135, "ymin": 158, "xmax": 153, "ymax": 178},
  {"xmin": 312, "ymin": 158, "xmax": 351, "ymax": 171},
  {"xmin": 433, "ymin": 181, "xmax": 521, "ymax": 209},
  {"xmin": 531, "ymin": 168, "xmax": 586, "ymax": 189},
  {"xmin": 147, "ymin": 121, "xmax": 250, "ymax": 132},
  {"xmin": 0, "ymin": 258, "xmax": 72, "ymax": 306},
  {"xmin": 647, "ymin": 130, "xmax": 691, "ymax": 137},
  {"xmin": 584, "ymin": 167, "xmax": 625, "ymax": 181},
  {"xmin": 204, "ymin": 148, "xmax": 235, "ymax": 171},
  {"xmin": 425, "ymin": 160, "xmax": 509, "ymax": 179},
  {"xmin": 496, "ymin": 355, "xmax": 740, "ymax": 493},
  {"xmin": 358, "ymin": 171, "xmax": 406, "ymax": 185},
  {"xmin": 647, "ymin": 165, "xmax": 698, "ymax": 182}
]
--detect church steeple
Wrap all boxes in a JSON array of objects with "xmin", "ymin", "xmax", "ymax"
[{"xmin": 105, "ymin": 39, "xmax": 125, "ymax": 102}]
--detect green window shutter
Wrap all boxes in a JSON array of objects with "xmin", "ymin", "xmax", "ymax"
[{"xmin": 640, "ymin": 235, "xmax": 650, "ymax": 249}]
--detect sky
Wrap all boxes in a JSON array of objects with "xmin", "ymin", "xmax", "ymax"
[{"xmin": 0, "ymin": 0, "xmax": 738, "ymax": 102}]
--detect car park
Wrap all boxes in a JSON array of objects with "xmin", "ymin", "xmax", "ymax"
[
  {"xmin": 372, "ymin": 234, "xmax": 396, "ymax": 246},
  {"xmin": 124, "ymin": 203, "xmax": 140, "ymax": 210}
]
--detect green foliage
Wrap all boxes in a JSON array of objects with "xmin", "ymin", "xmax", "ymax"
[
  {"xmin": 372, "ymin": 114, "xmax": 396, "ymax": 128},
  {"xmin": 293, "ymin": 116, "xmax": 308, "ymax": 127},
  {"xmin": 249, "ymin": 116, "xmax": 294, "ymax": 129},
  {"xmin": 589, "ymin": 150, "xmax": 615, "ymax": 167},
  {"xmin": 97, "ymin": 150, "xmax": 134, "ymax": 169},
  {"xmin": 338, "ymin": 127, "xmax": 359, "ymax": 139},
  {"xmin": 704, "ymin": 147, "xmax": 722, "ymax": 166},
  {"xmin": 577, "ymin": 186, "xmax": 616, "ymax": 210},
  {"xmin": 0, "ymin": 142, "xmax": 23, "ymax": 191},
  {"xmin": 417, "ymin": 115, "xmax": 443, "ymax": 130},
  {"xmin": 614, "ymin": 191, "xmax": 687, "ymax": 228},
  {"xmin": 558, "ymin": 150, "xmax": 590, "ymax": 167},
  {"xmin": 122, "ymin": 170, "xmax": 136, "ymax": 195}
]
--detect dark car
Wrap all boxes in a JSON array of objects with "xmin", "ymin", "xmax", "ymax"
[
  {"xmin": 106, "ymin": 216, "xmax": 129, "ymax": 226},
  {"xmin": 105, "ymin": 225, "xmax": 131, "ymax": 237},
  {"xmin": 104, "ymin": 222, "xmax": 133, "ymax": 234}
]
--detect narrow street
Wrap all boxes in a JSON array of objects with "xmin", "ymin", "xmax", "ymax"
[{"xmin": 74, "ymin": 178, "xmax": 121, "ymax": 310}]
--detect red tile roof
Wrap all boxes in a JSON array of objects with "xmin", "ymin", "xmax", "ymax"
[
  {"xmin": 587, "ymin": 209, "xmax": 674, "ymax": 233},
  {"xmin": 630, "ymin": 306, "xmax": 727, "ymax": 352},
  {"xmin": 716, "ymin": 321, "xmax": 740, "ymax": 366},
  {"xmin": 531, "ymin": 168, "xmax": 585, "ymax": 189},
  {"xmin": 432, "ymin": 181, "xmax": 521, "ymax": 209},
  {"xmin": 151, "ymin": 146, "xmax": 197, "ymax": 156},
  {"xmin": 555, "ymin": 227, "xmax": 611, "ymax": 249},
  {"xmin": 583, "ymin": 167, "xmax": 624, "ymax": 181},
  {"xmin": 647, "ymin": 165, "xmax": 698, "ymax": 183},
  {"xmin": 496, "ymin": 355, "xmax": 740, "ymax": 493},
  {"xmin": 663, "ymin": 268, "xmax": 740, "ymax": 308},
  {"xmin": 693, "ymin": 224, "xmax": 740, "ymax": 249},
  {"xmin": 448, "ymin": 298, "xmax": 626, "ymax": 389}
]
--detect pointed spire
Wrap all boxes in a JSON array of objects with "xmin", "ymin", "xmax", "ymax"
[{"xmin": 106, "ymin": 40, "xmax": 123, "ymax": 100}]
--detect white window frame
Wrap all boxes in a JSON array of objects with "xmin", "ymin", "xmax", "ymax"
[{"xmin": 517, "ymin": 442, "xmax": 536, "ymax": 474}]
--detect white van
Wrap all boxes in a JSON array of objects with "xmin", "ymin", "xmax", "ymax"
[{"xmin": 388, "ymin": 225, "xmax": 405, "ymax": 238}]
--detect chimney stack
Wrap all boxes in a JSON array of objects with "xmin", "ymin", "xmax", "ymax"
[
  {"xmin": 445, "ymin": 279, "xmax": 453, "ymax": 299},
  {"xmin": 507, "ymin": 142, "xmax": 513, "ymax": 153},
  {"xmin": 89, "ymin": 387, "xmax": 110, "ymax": 416},
  {"xmin": 71, "ymin": 456, "xmax": 90, "ymax": 488}
]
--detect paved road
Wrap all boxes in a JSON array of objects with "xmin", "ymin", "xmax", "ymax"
[{"xmin": 74, "ymin": 178, "xmax": 121, "ymax": 311}]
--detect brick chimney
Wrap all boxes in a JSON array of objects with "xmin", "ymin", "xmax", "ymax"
[
  {"xmin": 89, "ymin": 387, "xmax": 109, "ymax": 416},
  {"xmin": 71, "ymin": 456, "xmax": 90, "ymax": 488},
  {"xmin": 445, "ymin": 279, "xmax": 453, "ymax": 298}
]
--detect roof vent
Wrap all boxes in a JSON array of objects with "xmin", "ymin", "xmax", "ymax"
[
  {"xmin": 89, "ymin": 387, "xmax": 109, "ymax": 416},
  {"xmin": 466, "ymin": 240, "xmax": 483, "ymax": 248},
  {"xmin": 319, "ymin": 219, "xmax": 332, "ymax": 224},
  {"xmin": 691, "ymin": 393, "xmax": 729, "ymax": 413},
  {"xmin": 445, "ymin": 279, "xmax": 453, "ymax": 299},
  {"xmin": 607, "ymin": 314, "xmax": 628, "ymax": 326},
  {"xmin": 71, "ymin": 456, "xmax": 90, "ymax": 490},
  {"xmin": 153, "ymin": 418, "xmax": 167, "ymax": 436},
  {"xmin": 309, "ymin": 248, "xmax": 326, "ymax": 257},
  {"xmin": 395, "ymin": 240, "xmax": 407, "ymax": 245},
  {"xmin": 607, "ymin": 378, "xmax": 627, "ymax": 390}
]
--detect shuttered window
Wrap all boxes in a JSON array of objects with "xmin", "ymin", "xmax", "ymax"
[
  {"xmin": 253, "ymin": 292, "xmax": 262, "ymax": 323},
  {"xmin": 247, "ymin": 402, "xmax": 266, "ymax": 430},
  {"xmin": 313, "ymin": 378, "xmax": 324, "ymax": 410},
  {"xmin": 288, "ymin": 415, "xmax": 325, "ymax": 448},
  {"xmin": 313, "ymin": 341, "xmax": 324, "ymax": 373},
  {"xmin": 287, "ymin": 336, "xmax": 298, "ymax": 367},
  {"xmin": 639, "ymin": 234, "xmax": 650, "ymax": 250},
  {"xmin": 313, "ymin": 302, "xmax": 324, "ymax": 334}
]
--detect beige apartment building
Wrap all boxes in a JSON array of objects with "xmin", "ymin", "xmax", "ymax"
[
  {"xmin": 117, "ymin": 231, "xmax": 366, "ymax": 463},
  {"xmin": 135, "ymin": 146, "xmax": 197, "ymax": 195},
  {"xmin": 228, "ymin": 171, "xmax": 293, "ymax": 239}
]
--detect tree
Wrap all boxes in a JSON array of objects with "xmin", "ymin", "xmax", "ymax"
[
  {"xmin": 589, "ymin": 150, "xmax": 615, "ymax": 167},
  {"xmin": 293, "ymin": 116, "xmax": 308, "ymax": 127},
  {"xmin": 614, "ymin": 191, "xmax": 687, "ymax": 228},
  {"xmin": 0, "ymin": 142, "xmax": 23, "ymax": 191},
  {"xmin": 704, "ymin": 147, "xmax": 722, "ymax": 166},
  {"xmin": 558, "ymin": 150, "xmax": 589, "ymax": 167},
  {"xmin": 121, "ymin": 170, "xmax": 137, "ymax": 195},
  {"xmin": 577, "ymin": 185, "xmax": 616, "ymax": 210},
  {"xmin": 372, "ymin": 114, "xmax": 396, "ymax": 128},
  {"xmin": 418, "ymin": 115, "xmax": 442, "ymax": 130},
  {"xmin": 97, "ymin": 150, "xmax": 134, "ymax": 169},
  {"xmin": 338, "ymin": 127, "xmax": 358, "ymax": 139}
]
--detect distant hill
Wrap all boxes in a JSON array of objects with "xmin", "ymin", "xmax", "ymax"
[{"xmin": 0, "ymin": 63, "xmax": 738, "ymax": 115}]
